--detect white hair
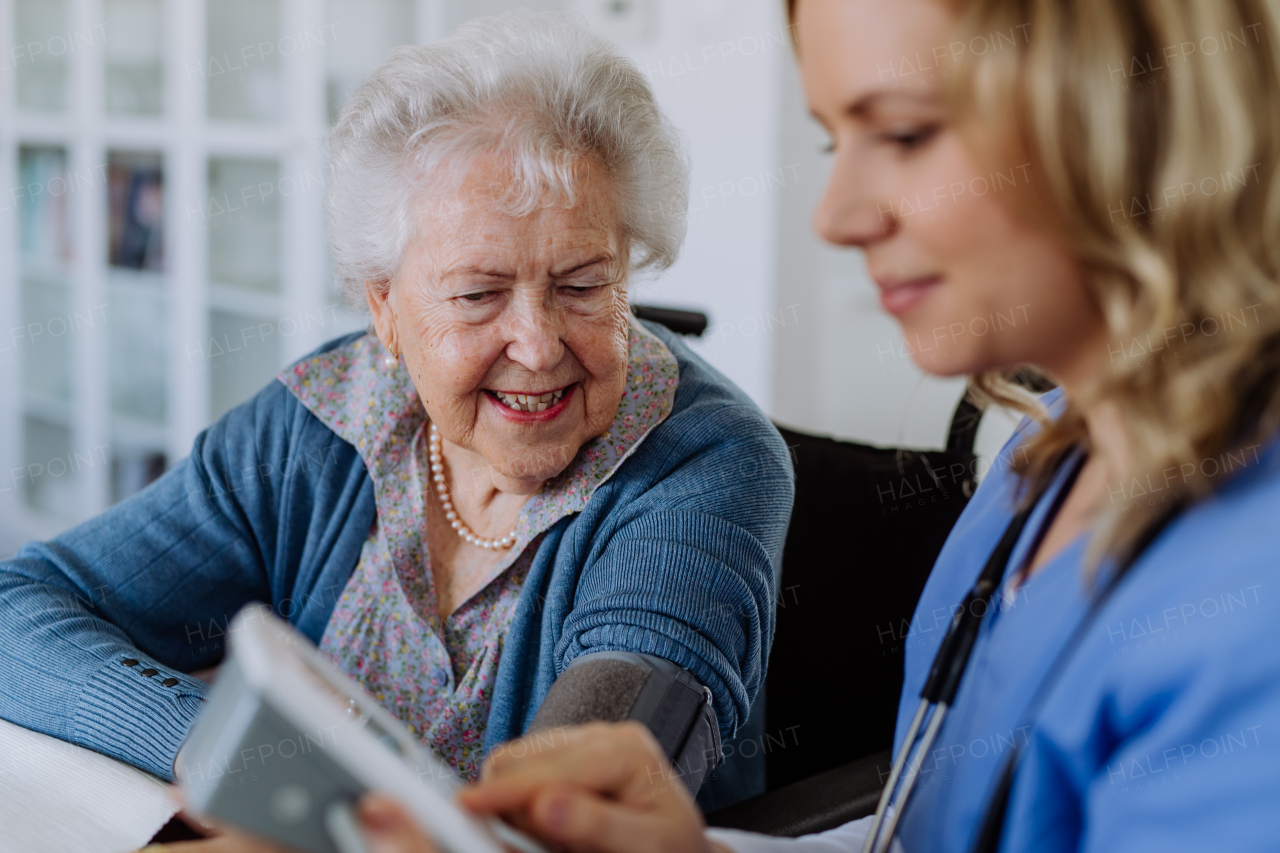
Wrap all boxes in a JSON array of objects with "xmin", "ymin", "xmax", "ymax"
[{"xmin": 323, "ymin": 9, "xmax": 690, "ymax": 307}]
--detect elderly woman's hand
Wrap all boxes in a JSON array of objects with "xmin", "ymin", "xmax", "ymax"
[
  {"xmin": 460, "ymin": 722, "xmax": 723, "ymax": 853},
  {"xmin": 150, "ymin": 796, "xmax": 443, "ymax": 853},
  {"xmin": 143, "ymin": 832, "xmax": 296, "ymax": 853}
]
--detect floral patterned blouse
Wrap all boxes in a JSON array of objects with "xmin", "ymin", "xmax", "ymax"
[{"xmin": 278, "ymin": 317, "xmax": 679, "ymax": 781}]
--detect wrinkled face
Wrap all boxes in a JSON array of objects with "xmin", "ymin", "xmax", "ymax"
[
  {"xmin": 797, "ymin": 0, "xmax": 1104, "ymax": 381},
  {"xmin": 367, "ymin": 154, "xmax": 631, "ymax": 487}
]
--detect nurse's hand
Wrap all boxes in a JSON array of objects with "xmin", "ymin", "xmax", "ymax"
[
  {"xmin": 461, "ymin": 721, "xmax": 725, "ymax": 853},
  {"xmin": 357, "ymin": 795, "xmax": 442, "ymax": 853}
]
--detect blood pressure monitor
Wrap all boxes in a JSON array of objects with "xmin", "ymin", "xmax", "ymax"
[{"xmin": 179, "ymin": 604, "xmax": 546, "ymax": 853}]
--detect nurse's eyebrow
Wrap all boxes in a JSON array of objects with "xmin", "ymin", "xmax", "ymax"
[
  {"xmin": 808, "ymin": 90, "xmax": 942, "ymax": 130},
  {"xmin": 834, "ymin": 90, "xmax": 943, "ymax": 121}
]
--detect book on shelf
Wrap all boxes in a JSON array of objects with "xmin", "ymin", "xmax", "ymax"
[
  {"xmin": 108, "ymin": 154, "xmax": 165, "ymax": 272},
  {"xmin": 112, "ymin": 450, "xmax": 168, "ymax": 504}
]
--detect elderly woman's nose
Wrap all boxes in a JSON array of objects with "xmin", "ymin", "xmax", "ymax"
[{"xmin": 503, "ymin": 305, "xmax": 567, "ymax": 373}]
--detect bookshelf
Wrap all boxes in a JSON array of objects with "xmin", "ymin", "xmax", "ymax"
[{"xmin": 0, "ymin": 0, "xmax": 449, "ymax": 547}]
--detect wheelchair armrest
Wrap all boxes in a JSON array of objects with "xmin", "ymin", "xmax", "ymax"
[
  {"xmin": 703, "ymin": 749, "xmax": 890, "ymax": 838},
  {"xmin": 631, "ymin": 304, "xmax": 708, "ymax": 336}
]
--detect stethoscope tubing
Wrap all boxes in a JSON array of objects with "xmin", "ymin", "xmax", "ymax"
[
  {"xmin": 859, "ymin": 698, "xmax": 928, "ymax": 853},
  {"xmin": 871, "ymin": 702, "xmax": 950, "ymax": 853},
  {"xmin": 859, "ymin": 451, "xmax": 1088, "ymax": 853}
]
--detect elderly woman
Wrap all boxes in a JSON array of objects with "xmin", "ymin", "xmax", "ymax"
[{"xmin": 0, "ymin": 10, "xmax": 791, "ymax": 808}]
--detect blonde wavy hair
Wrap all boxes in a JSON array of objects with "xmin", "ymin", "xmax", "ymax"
[{"xmin": 789, "ymin": 0, "xmax": 1280, "ymax": 568}]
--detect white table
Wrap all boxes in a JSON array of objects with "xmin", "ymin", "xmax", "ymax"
[{"xmin": 0, "ymin": 718, "xmax": 178, "ymax": 853}]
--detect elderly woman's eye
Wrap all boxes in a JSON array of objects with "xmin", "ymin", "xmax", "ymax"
[
  {"xmin": 562, "ymin": 285, "xmax": 604, "ymax": 296},
  {"xmin": 461, "ymin": 292, "xmax": 490, "ymax": 302}
]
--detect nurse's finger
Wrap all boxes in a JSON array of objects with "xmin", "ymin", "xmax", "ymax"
[
  {"xmin": 466, "ymin": 722, "xmax": 667, "ymax": 815},
  {"xmin": 358, "ymin": 794, "xmax": 443, "ymax": 853}
]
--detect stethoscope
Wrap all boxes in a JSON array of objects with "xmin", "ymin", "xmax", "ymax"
[{"xmin": 860, "ymin": 450, "xmax": 1173, "ymax": 853}]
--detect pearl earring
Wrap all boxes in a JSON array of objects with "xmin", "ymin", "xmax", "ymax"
[{"xmin": 383, "ymin": 351, "xmax": 398, "ymax": 369}]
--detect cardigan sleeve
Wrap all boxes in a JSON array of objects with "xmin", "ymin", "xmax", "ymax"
[
  {"xmin": 0, "ymin": 382, "xmax": 297, "ymax": 780},
  {"xmin": 556, "ymin": 397, "xmax": 795, "ymax": 742}
]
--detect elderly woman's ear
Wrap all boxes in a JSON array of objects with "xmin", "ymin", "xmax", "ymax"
[{"xmin": 365, "ymin": 279, "xmax": 399, "ymax": 357}]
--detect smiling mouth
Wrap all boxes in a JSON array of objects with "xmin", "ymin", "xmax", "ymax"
[
  {"xmin": 874, "ymin": 275, "xmax": 944, "ymax": 317},
  {"xmin": 488, "ymin": 387, "xmax": 568, "ymax": 413}
]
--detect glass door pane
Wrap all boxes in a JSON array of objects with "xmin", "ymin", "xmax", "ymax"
[
  {"xmin": 325, "ymin": 0, "xmax": 414, "ymax": 124},
  {"xmin": 104, "ymin": 0, "xmax": 165, "ymax": 116},
  {"xmin": 21, "ymin": 415, "xmax": 87, "ymax": 518},
  {"xmin": 14, "ymin": 0, "xmax": 71, "ymax": 112},
  {"xmin": 108, "ymin": 285, "xmax": 166, "ymax": 422},
  {"xmin": 21, "ymin": 277, "xmax": 73, "ymax": 404},
  {"xmin": 208, "ymin": 309, "xmax": 281, "ymax": 421},
  {"xmin": 207, "ymin": 157, "xmax": 281, "ymax": 292},
  {"xmin": 206, "ymin": 0, "xmax": 282, "ymax": 122},
  {"xmin": 18, "ymin": 146, "xmax": 74, "ymax": 457},
  {"xmin": 18, "ymin": 146, "xmax": 73, "ymax": 273}
]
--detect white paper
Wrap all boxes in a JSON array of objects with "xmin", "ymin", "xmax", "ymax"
[{"xmin": 0, "ymin": 717, "xmax": 179, "ymax": 853}]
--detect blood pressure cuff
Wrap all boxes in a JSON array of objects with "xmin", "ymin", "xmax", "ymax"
[{"xmin": 527, "ymin": 651, "xmax": 722, "ymax": 794}]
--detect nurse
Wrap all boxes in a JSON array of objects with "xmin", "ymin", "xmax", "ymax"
[
  {"xmin": 434, "ymin": 0, "xmax": 1280, "ymax": 851},
  {"xmin": 171, "ymin": 0, "xmax": 1280, "ymax": 849}
]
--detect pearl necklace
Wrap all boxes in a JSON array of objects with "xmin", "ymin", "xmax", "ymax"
[{"xmin": 428, "ymin": 423, "xmax": 516, "ymax": 550}]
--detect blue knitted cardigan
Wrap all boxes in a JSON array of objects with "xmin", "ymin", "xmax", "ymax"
[{"xmin": 0, "ymin": 321, "xmax": 793, "ymax": 794}]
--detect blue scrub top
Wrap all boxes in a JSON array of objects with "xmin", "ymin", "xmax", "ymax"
[{"xmin": 895, "ymin": 390, "xmax": 1280, "ymax": 853}]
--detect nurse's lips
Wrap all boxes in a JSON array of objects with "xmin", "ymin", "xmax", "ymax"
[{"xmin": 875, "ymin": 275, "xmax": 943, "ymax": 317}]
